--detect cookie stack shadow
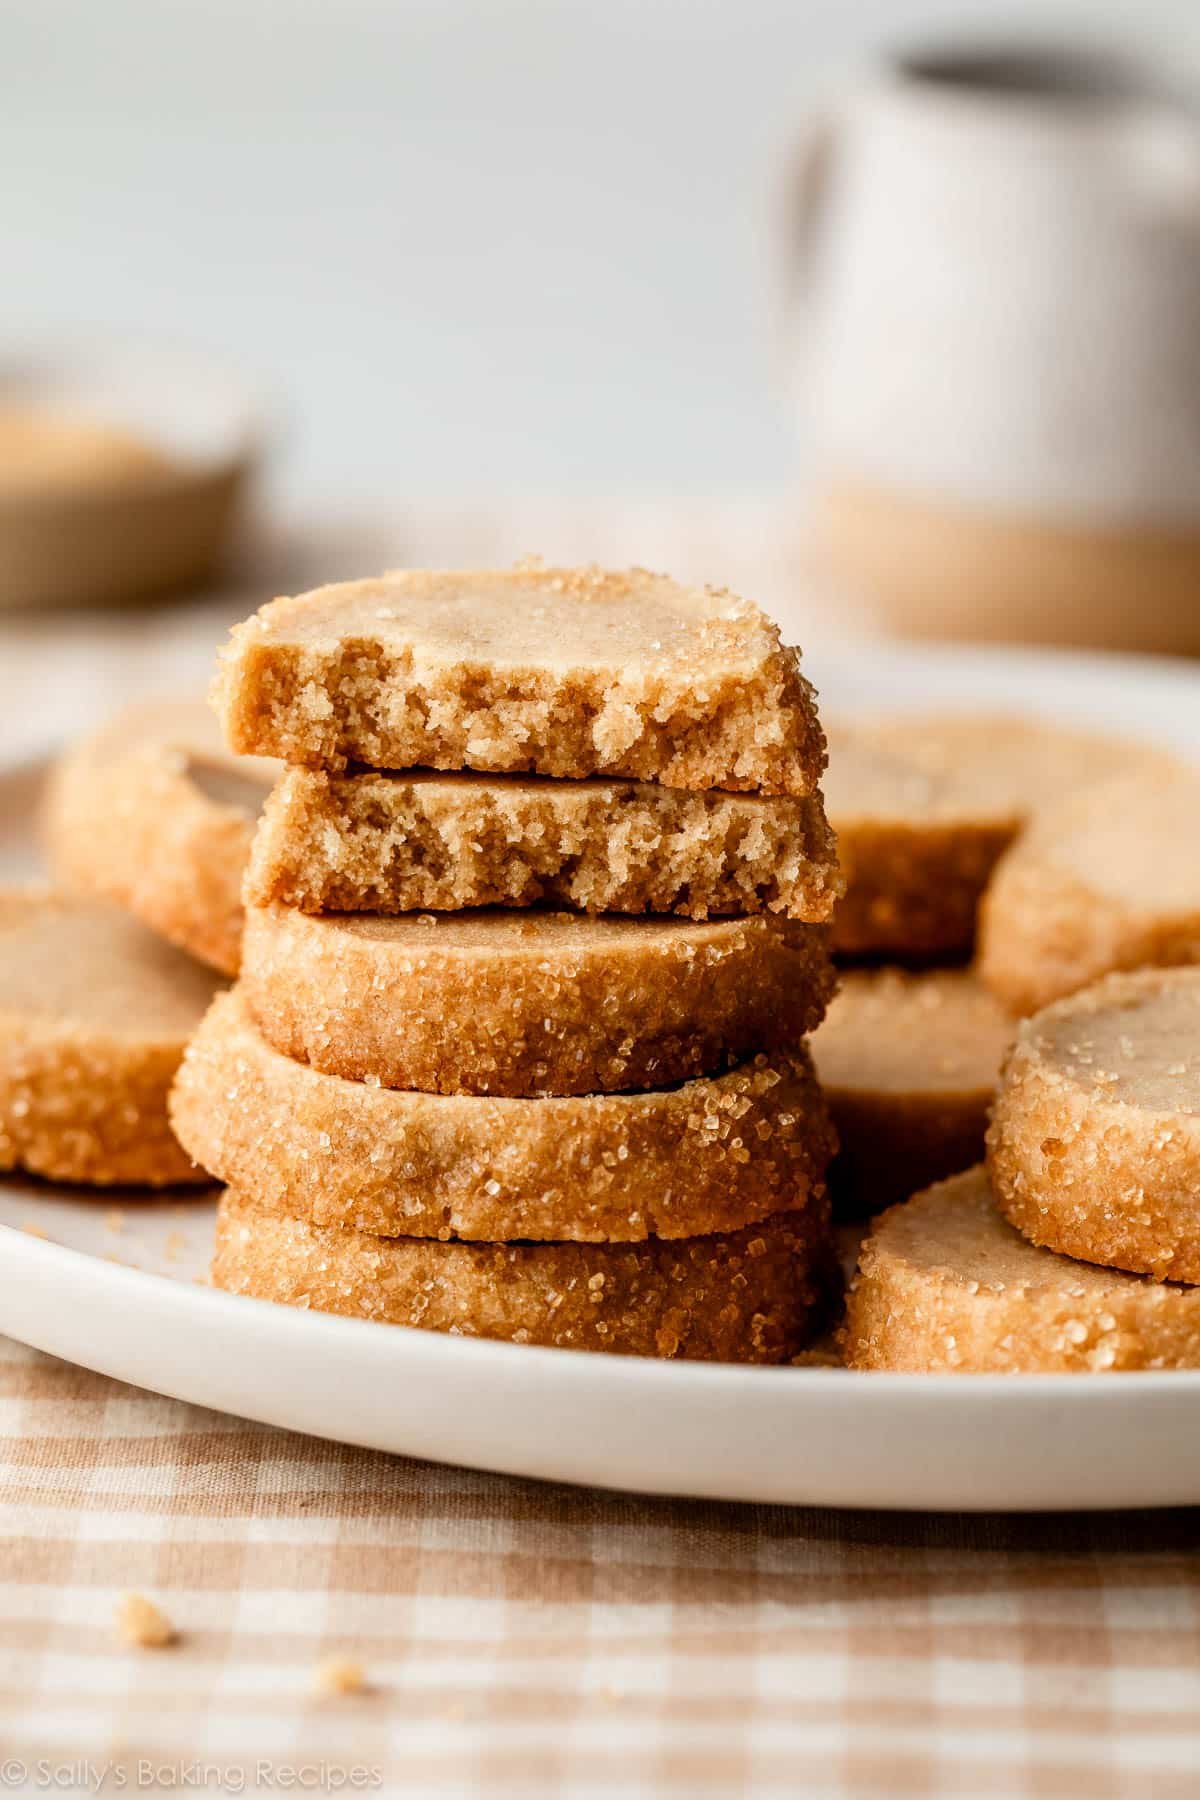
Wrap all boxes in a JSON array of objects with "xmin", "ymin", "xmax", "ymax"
[{"xmin": 169, "ymin": 563, "xmax": 846, "ymax": 1362}]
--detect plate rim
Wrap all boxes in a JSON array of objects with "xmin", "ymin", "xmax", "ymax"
[{"xmin": 6, "ymin": 1212, "xmax": 1200, "ymax": 1401}]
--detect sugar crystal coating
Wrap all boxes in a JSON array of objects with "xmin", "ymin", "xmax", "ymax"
[
  {"xmin": 212, "ymin": 1190, "xmax": 834, "ymax": 1362},
  {"xmin": 172, "ymin": 989, "xmax": 837, "ymax": 1241},
  {"xmin": 988, "ymin": 966, "xmax": 1200, "ymax": 1281},
  {"xmin": 241, "ymin": 904, "xmax": 835, "ymax": 1097},
  {"xmin": 0, "ymin": 888, "xmax": 222, "ymax": 1186},
  {"xmin": 213, "ymin": 563, "xmax": 825, "ymax": 793},
  {"xmin": 846, "ymin": 1166, "xmax": 1200, "ymax": 1372}
]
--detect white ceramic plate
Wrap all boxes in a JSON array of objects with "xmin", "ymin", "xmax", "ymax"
[{"xmin": 4, "ymin": 641, "xmax": 1200, "ymax": 1512}]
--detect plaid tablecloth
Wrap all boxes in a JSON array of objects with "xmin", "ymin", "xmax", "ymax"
[
  {"xmin": 3, "ymin": 1335, "xmax": 1200, "ymax": 1798},
  {"xmin": 2, "ymin": 503, "xmax": 1199, "ymax": 1797}
]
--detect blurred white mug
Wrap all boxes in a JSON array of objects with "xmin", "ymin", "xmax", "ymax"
[{"xmin": 789, "ymin": 42, "xmax": 1200, "ymax": 652}]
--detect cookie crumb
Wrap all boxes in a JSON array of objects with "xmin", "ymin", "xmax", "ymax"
[
  {"xmin": 313, "ymin": 1656, "xmax": 366, "ymax": 1696},
  {"xmin": 116, "ymin": 1592, "xmax": 175, "ymax": 1649}
]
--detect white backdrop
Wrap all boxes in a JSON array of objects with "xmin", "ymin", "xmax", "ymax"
[{"xmin": 2, "ymin": 0, "xmax": 1194, "ymax": 505}]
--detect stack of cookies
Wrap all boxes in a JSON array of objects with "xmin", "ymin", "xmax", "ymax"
[{"xmin": 170, "ymin": 563, "xmax": 844, "ymax": 1362}]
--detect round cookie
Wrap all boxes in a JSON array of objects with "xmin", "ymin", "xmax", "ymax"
[
  {"xmin": 845, "ymin": 1166, "xmax": 1200, "ymax": 1372},
  {"xmin": 241, "ymin": 904, "xmax": 835, "ymax": 1097},
  {"xmin": 214, "ymin": 563, "xmax": 825, "ymax": 796},
  {"xmin": 171, "ymin": 989, "xmax": 837, "ymax": 1241},
  {"xmin": 43, "ymin": 699, "xmax": 277, "ymax": 975},
  {"xmin": 212, "ymin": 1190, "xmax": 833, "ymax": 1363},
  {"xmin": 812, "ymin": 968, "xmax": 1015, "ymax": 1216},
  {"xmin": 825, "ymin": 715, "xmax": 1165, "ymax": 958},
  {"xmin": 0, "ymin": 888, "xmax": 222, "ymax": 1187},
  {"xmin": 987, "ymin": 967, "xmax": 1200, "ymax": 1282},
  {"xmin": 246, "ymin": 767, "xmax": 841, "ymax": 922},
  {"xmin": 979, "ymin": 765, "xmax": 1200, "ymax": 1015}
]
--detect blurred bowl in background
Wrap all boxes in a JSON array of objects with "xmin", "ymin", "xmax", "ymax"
[{"xmin": 0, "ymin": 338, "xmax": 270, "ymax": 610}]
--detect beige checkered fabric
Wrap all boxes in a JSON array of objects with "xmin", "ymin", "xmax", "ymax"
[{"xmin": 2, "ymin": 1333, "xmax": 1198, "ymax": 1799}]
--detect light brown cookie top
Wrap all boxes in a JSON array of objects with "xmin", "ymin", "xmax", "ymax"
[
  {"xmin": 0, "ymin": 888, "xmax": 222, "ymax": 1186},
  {"xmin": 815, "ymin": 967, "xmax": 1013, "ymax": 1098},
  {"xmin": 213, "ymin": 1190, "xmax": 833, "ymax": 1363},
  {"xmin": 241, "ymin": 903, "xmax": 834, "ymax": 1097},
  {"xmin": 171, "ymin": 987, "xmax": 836, "ymax": 1242},
  {"xmin": 831, "ymin": 715, "xmax": 1151, "ymax": 824},
  {"xmin": 825, "ymin": 714, "xmax": 1167, "ymax": 957},
  {"xmin": 213, "ymin": 562, "xmax": 825, "ymax": 793},
  {"xmin": 979, "ymin": 765, "xmax": 1200, "ymax": 1015},
  {"xmin": 845, "ymin": 1166, "xmax": 1200, "ymax": 1372},
  {"xmin": 813, "ymin": 968, "xmax": 1015, "ymax": 1217},
  {"xmin": 244, "ymin": 767, "xmax": 841, "ymax": 921},
  {"xmin": 987, "ymin": 967, "xmax": 1200, "ymax": 1282},
  {"xmin": 43, "ymin": 699, "xmax": 276, "ymax": 975},
  {"xmin": 1, "ymin": 889, "xmax": 220, "ymax": 1038}
]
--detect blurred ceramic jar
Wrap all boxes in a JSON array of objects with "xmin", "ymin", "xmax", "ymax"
[{"xmin": 790, "ymin": 45, "xmax": 1200, "ymax": 653}]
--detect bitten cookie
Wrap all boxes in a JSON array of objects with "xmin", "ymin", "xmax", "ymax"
[
  {"xmin": 987, "ymin": 967, "xmax": 1200, "ymax": 1282},
  {"xmin": 979, "ymin": 766, "xmax": 1200, "ymax": 1015},
  {"xmin": 244, "ymin": 768, "xmax": 841, "ymax": 921},
  {"xmin": 826, "ymin": 715, "xmax": 1164, "ymax": 958},
  {"xmin": 212, "ymin": 1190, "xmax": 833, "ymax": 1363},
  {"xmin": 0, "ymin": 888, "xmax": 222, "ymax": 1186},
  {"xmin": 172, "ymin": 989, "xmax": 836, "ymax": 1241},
  {"xmin": 812, "ymin": 968, "xmax": 1014, "ymax": 1216},
  {"xmin": 241, "ymin": 905, "xmax": 835, "ymax": 1097},
  {"xmin": 845, "ymin": 1166, "xmax": 1200, "ymax": 1372},
  {"xmin": 213, "ymin": 562, "xmax": 825, "ymax": 794},
  {"xmin": 43, "ymin": 699, "xmax": 276, "ymax": 974}
]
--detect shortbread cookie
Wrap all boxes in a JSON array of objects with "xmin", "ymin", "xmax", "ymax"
[
  {"xmin": 826, "ymin": 715, "xmax": 1162, "ymax": 957},
  {"xmin": 241, "ymin": 906, "xmax": 835, "ymax": 1097},
  {"xmin": 845, "ymin": 1166, "xmax": 1200, "ymax": 1372},
  {"xmin": 213, "ymin": 562, "xmax": 825, "ymax": 794},
  {"xmin": 172, "ymin": 989, "xmax": 836, "ymax": 1240},
  {"xmin": 813, "ymin": 968, "xmax": 1014, "ymax": 1216},
  {"xmin": 212, "ymin": 1190, "xmax": 832, "ymax": 1362},
  {"xmin": 987, "ymin": 967, "xmax": 1200, "ymax": 1282},
  {"xmin": 244, "ymin": 767, "xmax": 841, "ymax": 921},
  {"xmin": 44, "ymin": 700, "xmax": 276, "ymax": 975},
  {"xmin": 979, "ymin": 766, "xmax": 1200, "ymax": 1015},
  {"xmin": 0, "ymin": 889, "xmax": 221, "ymax": 1186}
]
